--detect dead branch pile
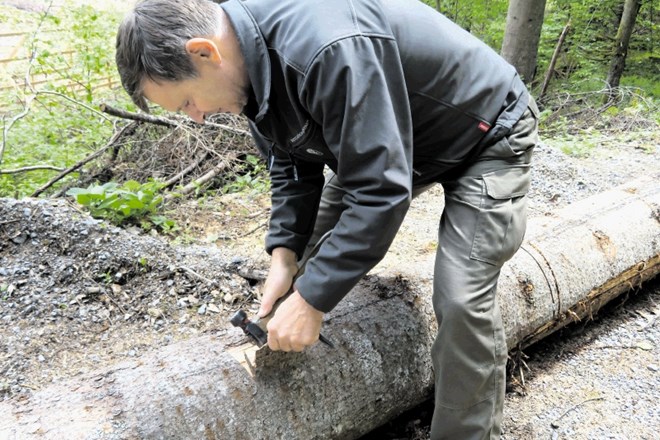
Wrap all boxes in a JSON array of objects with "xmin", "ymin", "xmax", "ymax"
[
  {"xmin": 44, "ymin": 106, "xmax": 257, "ymax": 198},
  {"xmin": 540, "ymin": 86, "xmax": 659, "ymax": 135}
]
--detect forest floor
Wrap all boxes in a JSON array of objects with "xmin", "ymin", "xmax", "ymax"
[{"xmin": 0, "ymin": 125, "xmax": 659, "ymax": 439}]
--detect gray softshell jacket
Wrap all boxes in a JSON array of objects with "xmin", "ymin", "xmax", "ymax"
[{"xmin": 221, "ymin": 0, "xmax": 529, "ymax": 312}]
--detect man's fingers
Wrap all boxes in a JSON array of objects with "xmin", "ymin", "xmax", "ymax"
[
  {"xmin": 259, "ymin": 280, "xmax": 293, "ymax": 318},
  {"xmin": 258, "ymin": 286, "xmax": 286, "ymax": 317},
  {"xmin": 258, "ymin": 294, "xmax": 274, "ymax": 318},
  {"xmin": 267, "ymin": 328, "xmax": 280, "ymax": 351},
  {"xmin": 290, "ymin": 343, "xmax": 305, "ymax": 352}
]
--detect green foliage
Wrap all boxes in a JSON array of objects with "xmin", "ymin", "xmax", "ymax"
[
  {"xmin": 421, "ymin": 0, "xmax": 508, "ymax": 47},
  {"xmin": 66, "ymin": 180, "xmax": 178, "ymax": 233},
  {"xmin": 1, "ymin": 0, "xmax": 657, "ymax": 204},
  {"xmin": 536, "ymin": 0, "xmax": 659, "ymax": 98},
  {"xmin": 221, "ymin": 154, "xmax": 270, "ymax": 195},
  {"xmin": 33, "ymin": 4, "xmax": 121, "ymax": 103},
  {"xmin": 0, "ymin": 1, "xmax": 132, "ymax": 198}
]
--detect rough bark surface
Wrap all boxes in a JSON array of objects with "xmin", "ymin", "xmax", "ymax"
[
  {"xmin": 501, "ymin": 0, "xmax": 547, "ymax": 82},
  {"xmin": 605, "ymin": 0, "xmax": 642, "ymax": 89},
  {"xmin": 1, "ymin": 175, "xmax": 658, "ymax": 440}
]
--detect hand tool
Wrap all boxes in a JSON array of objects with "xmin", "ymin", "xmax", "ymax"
[{"xmin": 230, "ymin": 230, "xmax": 334, "ymax": 349}]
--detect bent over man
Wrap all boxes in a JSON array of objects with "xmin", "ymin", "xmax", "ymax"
[{"xmin": 115, "ymin": 0, "xmax": 539, "ymax": 438}]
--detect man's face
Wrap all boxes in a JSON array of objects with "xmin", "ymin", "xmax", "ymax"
[{"xmin": 142, "ymin": 51, "xmax": 248, "ymax": 123}]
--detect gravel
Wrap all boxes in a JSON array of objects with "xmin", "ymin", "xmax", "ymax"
[{"xmin": 1, "ymin": 133, "xmax": 659, "ymax": 438}]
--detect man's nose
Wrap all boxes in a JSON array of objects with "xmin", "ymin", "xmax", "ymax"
[{"xmin": 186, "ymin": 108, "xmax": 205, "ymax": 124}]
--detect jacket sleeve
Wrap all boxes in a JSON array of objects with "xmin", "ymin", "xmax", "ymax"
[
  {"xmin": 248, "ymin": 122, "xmax": 326, "ymax": 258},
  {"xmin": 295, "ymin": 36, "xmax": 414, "ymax": 312}
]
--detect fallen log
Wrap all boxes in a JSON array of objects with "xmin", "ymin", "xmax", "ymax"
[{"xmin": 1, "ymin": 174, "xmax": 658, "ymax": 440}]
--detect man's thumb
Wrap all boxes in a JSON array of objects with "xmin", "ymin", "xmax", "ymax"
[{"xmin": 257, "ymin": 292, "xmax": 276, "ymax": 318}]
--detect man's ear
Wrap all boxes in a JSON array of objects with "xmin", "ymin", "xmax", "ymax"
[{"xmin": 185, "ymin": 38, "xmax": 222, "ymax": 66}]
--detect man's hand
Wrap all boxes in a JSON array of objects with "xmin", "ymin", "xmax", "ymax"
[
  {"xmin": 259, "ymin": 247, "xmax": 299, "ymax": 318},
  {"xmin": 258, "ymin": 247, "xmax": 324, "ymax": 352},
  {"xmin": 265, "ymin": 290, "xmax": 324, "ymax": 352}
]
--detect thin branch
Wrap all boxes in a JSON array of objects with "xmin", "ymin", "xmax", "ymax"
[
  {"xmin": 0, "ymin": 165, "xmax": 65, "ymax": 174},
  {"xmin": 164, "ymin": 155, "xmax": 235, "ymax": 201},
  {"xmin": 539, "ymin": 20, "xmax": 571, "ymax": 101},
  {"xmin": 239, "ymin": 221, "xmax": 268, "ymax": 238},
  {"xmin": 100, "ymin": 103, "xmax": 176, "ymax": 127},
  {"xmin": 162, "ymin": 151, "xmax": 210, "ymax": 189},
  {"xmin": 36, "ymin": 91, "xmax": 113, "ymax": 123},
  {"xmin": 1, "ymin": 98, "xmax": 34, "ymax": 165},
  {"xmin": 23, "ymin": 0, "xmax": 55, "ymax": 94},
  {"xmin": 551, "ymin": 397, "xmax": 605, "ymax": 429},
  {"xmin": 178, "ymin": 265, "xmax": 219, "ymax": 287},
  {"xmin": 99, "ymin": 104, "xmax": 251, "ymax": 136},
  {"xmin": 31, "ymin": 123, "xmax": 136, "ymax": 197}
]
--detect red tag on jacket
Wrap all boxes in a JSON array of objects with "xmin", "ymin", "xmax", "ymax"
[{"xmin": 478, "ymin": 121, "xmax": 491, "ymax": 132}]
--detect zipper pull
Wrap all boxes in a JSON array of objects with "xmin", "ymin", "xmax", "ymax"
[
  {"xmin": 288, "ymin": 153, "xmax": 299, "ymax": 182},
  {"xmin": 268, "ymin": 145, "xmax": 275, "ymax": 171}
]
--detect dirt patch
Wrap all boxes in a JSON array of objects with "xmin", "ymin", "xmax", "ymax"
[{"xmin": 1, "ymin": 129, "xmax": 659, "ymax": 438}]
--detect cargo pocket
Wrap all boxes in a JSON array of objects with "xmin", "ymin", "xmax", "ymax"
[{"xmin": 470, "ymin": 166, "xmax": 530, "ymax": 266}]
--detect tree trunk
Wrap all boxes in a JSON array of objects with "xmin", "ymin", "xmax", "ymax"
[
  {"xmin": 501, "ymin": 0, "xmax": 548, "ymax": 83},
  {"xmin": 606, "ymin": 0, "xmax": 642, "ymax": 90},
  {"xmin": 1, "ymin": 175, "xmax": 659, "ymax": 440}
]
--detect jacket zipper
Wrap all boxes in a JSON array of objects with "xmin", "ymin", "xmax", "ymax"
[{"xmin": 268, "ymin": 145, "xmax": 300, "ymax": 182}]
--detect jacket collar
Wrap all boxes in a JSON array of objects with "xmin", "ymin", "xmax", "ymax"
[{"xmin": 221, "ymin": 0, "xmax": 270, "ymax": 122}]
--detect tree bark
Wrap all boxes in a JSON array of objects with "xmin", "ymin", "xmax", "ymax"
[
  {"xmin": 1, "ymin": 175, "xmax": 659, "ymax": 440},
  {"xmin": 501, "ymin": 0, "xmax": 548, "ymax": 83},
  {"xmin": 605, "ymin": 0, "xmax": 642, "ymax": 90}
]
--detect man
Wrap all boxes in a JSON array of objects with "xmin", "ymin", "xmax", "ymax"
[{"xmin": 115, "ymin": 0, "xmax": 539, "ymax": 438}]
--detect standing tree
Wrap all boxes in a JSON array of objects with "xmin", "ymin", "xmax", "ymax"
[
  {"xmin": 501, "ymin": 0, "xmax": 547, "ymax": 83},
  {"xmin": 605, "ymin": 0, "xmax": 643, "ymax": 91}
]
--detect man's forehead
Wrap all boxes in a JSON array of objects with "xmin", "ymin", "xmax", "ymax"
[{"xmin": 142, "ymin": 78, "xmax": 181, "ymax": 111}]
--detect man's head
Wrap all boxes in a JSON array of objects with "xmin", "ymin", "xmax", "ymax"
[{"xmin": 116, "ymin": 0, "xmax": 248, "ymax": 121}]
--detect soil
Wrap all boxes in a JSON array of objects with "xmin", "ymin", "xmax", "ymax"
[{"xmin": 1, "ymin": 128, "xmax": 659, "ymax": 439}]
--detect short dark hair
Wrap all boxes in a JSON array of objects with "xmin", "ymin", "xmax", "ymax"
[{"xmin": 115, "ymin": 0, "xmax": 223, "ymax": 111}]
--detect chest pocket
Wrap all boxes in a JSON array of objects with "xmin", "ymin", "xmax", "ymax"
[{"xmin": 289, "ymin": 120, "xmax": 336, "ymax": 168}]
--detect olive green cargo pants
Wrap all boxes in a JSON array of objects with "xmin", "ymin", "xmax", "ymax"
[{"xmin": 307, "ymin": 101, "xmax": 539, "ymax": 440}]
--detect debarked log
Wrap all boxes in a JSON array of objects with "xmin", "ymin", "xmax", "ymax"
[{"xmin": 1, "ymin": 174, "xmax": 659, "ymax": 440}]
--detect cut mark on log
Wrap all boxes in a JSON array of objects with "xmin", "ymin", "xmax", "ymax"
[
  {"xmin": 226, "ymin": 343, "xmax": 259, "ymax": 378},
  {"xmin": 521, "ymin": 243, "xmax": 562, "ymax": 317},
  {"xmin": 517, "ymin": 276, "xmax": 535, "ymax": 305},
  {"xmin": 592, "ymin": 229, "xmax": 617, "ymax": 261}
]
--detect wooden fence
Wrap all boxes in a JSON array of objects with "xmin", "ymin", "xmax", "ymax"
[{"xmin": 0, "ymin": 29, "xmax": 116, "ymax": 108}]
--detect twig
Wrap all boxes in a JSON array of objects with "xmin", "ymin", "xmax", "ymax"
[
  {"xmin": 31, "ymin": 123, "xmax": 135, "ymax": 197},
  {"xmin": 36, "ymin": 91, "xmax": 112, "ymax": 123},
  {"xmin": 239, "ymin": 221, "xmax": 268, "ymax": 237},
  {"xmin": 100, "ymin": 103, "xmax": 250, "ymax": 136},
  {"xmin": 539, "ymin": 20, "xmax": 571, "ymax": 101},
  {"xmin": 100, "ymin": 103, "xmax": 176, "ymax": 127},
  {"xmin": 1, "ymin": 99, "xmax": 34, "ymax": 165},
  {"xmin": 593, "ymin": 344, "xmax": 653, "ymax": 350},
  {"xmin": 162, "ymin": 151, "xmax": 210, "ymax": 189},
  {"xmin": 165, "ymin": 155, "xmax": 235, "ymax": 200},
  {"xmin": 551, "ymin": 397, "xmax": 604, "ymax": 429},
  {"xmin": 178, "ymin": 265, "xmax": 219, "ymax": 287},
  {"xmin": 0, "ymin": 165, "xmax": 65, "ymax": 174},
  {"xmin": 1, "ymin": 0, "xmax": 54, "ymax": 165},
  {"xmin": 246, "ymin": 209, "xmax": 270, "ymax": 219}
]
